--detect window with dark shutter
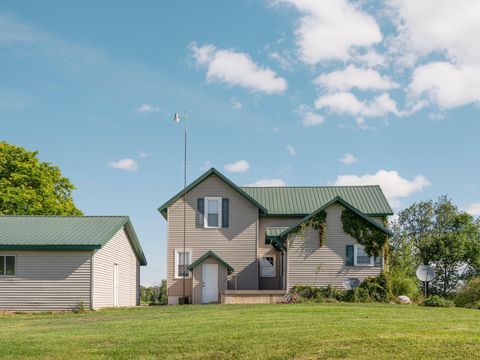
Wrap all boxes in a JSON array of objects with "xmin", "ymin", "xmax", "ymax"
[
  {"xmin": 222, "ymin": 198, "xmax": 229, "ymax": 228},
  {"xmin": 374, "ymin": 255, "xmax": 382, "ymax": 266},
  {"xmin": 197, "ymin": 198, "xmax": 205, "ymax": 228},
  {"xmin": 346, "ymin": 245, "xmax": 354, "ymax": 266}
]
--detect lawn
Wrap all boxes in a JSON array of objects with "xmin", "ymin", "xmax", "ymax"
[{"xmin": 0, "ymin": 303, "xmax": 479, "ymax": 359}]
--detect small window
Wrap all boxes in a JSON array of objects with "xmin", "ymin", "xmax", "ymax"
[
  {"xmin": 0, "ymin": 255, "xmax": 16, "ymax": 276},
  {"xmin": 205, "ymin": 197, "xmax": 222, "ymax": 228},
  {"xmin": 354, "ymin": 245, "xmax": 373, "ymax": 266},
  {"xmin": 260, "ymin": 256, "xmax": 275, "ymax": 277},
  {"xmin": 175, "ymin": 250, "xmax": 192, "ymax": 279}
]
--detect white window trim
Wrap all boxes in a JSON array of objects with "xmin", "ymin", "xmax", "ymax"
[
  {"xmin": 260, "ymin": 255, "xmax": 276, "ymax": 278},
  {"xmin": 174, "ymin": 249, "xmax": 192, "ymax": 279},
  {"xmin": 204, "ymin": 197, "xmax": 222, "ymax": 228},
  {"xmin": 353, "ymin": 245, "xmax": 374, "ymax": 267},
  {"xmin": 0, "ymin": 254, "xmax": 16, "ymax": 277}
]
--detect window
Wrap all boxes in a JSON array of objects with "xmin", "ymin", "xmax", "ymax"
[
  {"xmin": 175, "ymin": 250, "xmax": 192, "ymax": 279},
  {"xmin": 205, "ymin": 197, "xmax": 222, "ymax": 228},
  {"xmin": 260, "ymin": 256, "xmax": 275, "ymax": 277},
  {"xmin": 0, "ymin": 255, "xmax": 16, "ymax": 276},
  {"xmin": 354, "ymin": 245, "xmax": 373, "ymax": 266}
]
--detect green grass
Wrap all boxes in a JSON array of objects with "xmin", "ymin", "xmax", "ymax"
[{"xmin": 0, "ymin": 303, "xmax": 479, "ymax": 359}]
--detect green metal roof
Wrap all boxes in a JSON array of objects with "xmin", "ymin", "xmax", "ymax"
[
  {"xmin": 0, "ymin": 216, "xmax": 147, "ymax": 265},
  {"xmin": 187, "ymin": 250, "xmax": 234, "ymax": 272},
  {"xmin": 266, "ymin": 227, "xmax": 290, "ymax": 237},
  {"xmin": 265, "ymin": 227, "xmax": 289, "ymax": 251},
  {"xmin": 241, "ymin": 185, "xmax": 393, "ymax": 216},
  {"xmin": 157, "ymin": 168, "xmax": 268, "ymax": 219},
  {"xmin": 279, "ymin": 196, "xmax": 394, "ymax": 240}
]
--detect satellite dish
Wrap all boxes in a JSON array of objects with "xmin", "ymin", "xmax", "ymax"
[
  {"xmin": 342, "ymin": 278, "xmax": 360, "ymax": 290},
  {"xmin": 416, "ymin": 265, "xmax": 435, "ymax": 282}
]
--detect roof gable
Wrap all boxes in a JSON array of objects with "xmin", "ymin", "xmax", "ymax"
[
  {"xmin": 279, "ymin": 196, "xmax": 393, "ymax": 240},
  {"xmin": 0, "ymin": 216, "xmax": 147, "ymax": 265},
  {"xmin": 157, "ymin": 168, "xmax": 268, "ymax": 219},
  {"xmin": 241, "ymin": 186, "xmax": 393, "ymax": 216},
  {"xmin": 187, "ymin": 250, "xmax": 234, "ymax": 272}
]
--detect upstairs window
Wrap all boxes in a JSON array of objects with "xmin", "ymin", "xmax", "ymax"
[
  {"xmin": 175, "ymin": 250, "xmax": 192, "ymax": 279},
  {"xmin": 197, "ymin": 197, "xmax": 229, "ymax": 228},
  {"xmin": 205, "ymin": 197, "xmax": 222, "ymax": 228},
  {"xmin": 0, "ymin": 255, "xmax": 16, "ymax": 276},
  {"xmin": 260, "ymin": 256, "xmax": 275, "ymax": 277}
]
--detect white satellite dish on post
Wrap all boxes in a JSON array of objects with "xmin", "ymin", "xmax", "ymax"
[{"xmin": 416, "ymin": 264, "xmax": 435, "ymax": 298}]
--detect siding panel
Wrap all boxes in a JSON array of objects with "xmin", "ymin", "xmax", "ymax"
[
  {"xmin": 288, "ymin": 203, "xmax": 382, "ymax": 290},
  {"xmin": 0, "ymin": 251, "xmax": 91, "ymax": 311},
  {"xmin": 167, "ymin": 175, "xmax": 258, "ymax": 302},
  {"xmin": 92, "ymin": 227, "xmax": 139, "ymax": 309}
]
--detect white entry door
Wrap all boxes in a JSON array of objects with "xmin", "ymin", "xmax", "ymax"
[
  {"xmin": 202, "ymin": 263, "xmax": 218, "ymax": 304},
  {"xmin": 113, "ymin": 263, "xmax": 119, "ymax": 307}
]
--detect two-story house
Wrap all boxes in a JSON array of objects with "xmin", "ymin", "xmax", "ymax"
[{"xmin": 158, "ymin": 168, "xmax": 393, "ymax": 305}]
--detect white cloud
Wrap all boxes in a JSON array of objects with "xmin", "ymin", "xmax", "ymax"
[
  {"xmin": 340, "ymin": 153, "xmax": 357, "ymax": 165},
  {"xmin": 315, "ymin": 92, "xmax": 400, "ymax": 119},
  {"xmin": 246, "ymin": 178, "xmax": 286, "ymax": 187},
  {"xmin": 463, "ymin": 203, "xmax": 480, "ymax": 216},
  {"xmin": 268, "ymin": 51, "xmax": 294, "ymax": 71},
  {"xmin": 231, "ymin": 99, "xmax": 243, "ymax": 110},
  {"xmin": 409, "ymin": 62, "xmax": 480, "ymax": 108},
  {"xmin": 136, "ymin": 103, "xmax": 159, "ymax": 112},
  {"xmin": 0, "ymin": 15, "xmax": 35, "ymax": 44},
  {"xmin": 139, "ymin": 152, "xmax": 149, "ymax": 158},
  {"xmin": 286, "ymin": 144, "xmax": 296, "ymax": 155},
  {"xmin": 354, "ymin": 50, "xmax": 386, "ymax": 67},
  {"xmin": 389, "ymin": 1, "xmax": 480, "ymax": 109},
  {"xmin": 224, "ymin": 160, "xmax": 250, "ymax": 173},
  {"xmin": 333, "ymin": 170, "xmax": 430, "ymax": 207},
  {"xmin": 388, "ymin": 0, "xmax": 480, "ymax": 65},
  {"xmin": 301, "ymin": 110, "xmax": 325, "ymax": 126},
  {"xmin": 277, "ymin": 0, "xmax": 382, "ymax": 64},
  {"xmin": 315, "ymin": 65, "xmax": 398, "ymax": 92},
  {"xmin": 108, "ymin": 158, "xmax": 138, "ymax": 172},
  {"xmin": 190, "ymin": 43, "xmax": 287, "ymax": 94}
]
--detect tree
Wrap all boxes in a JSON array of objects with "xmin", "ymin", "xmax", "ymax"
[
  {"xmin": 0, "ymin": 141, "xmax": 82, "ymax": 215},
  {"xmin": 391, "ymin": 196, "xmax": 480, "ymax": 296}
]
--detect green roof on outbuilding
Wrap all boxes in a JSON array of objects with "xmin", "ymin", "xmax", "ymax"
[{"xmin": 0, "ymin": 216, "xmax": 147, "ymax": 265}]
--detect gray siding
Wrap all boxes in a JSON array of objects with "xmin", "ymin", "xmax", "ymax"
[
  {"xmin": 0, "ymin": 251, "xmax": 92, "ymax": 311},
  {"xmin": 167, "ymin": 174, "xmax": 259, "ymax": 302},
  {"xmin": 92, "ymin": 227, "xmax": 139, "ymax": 309},
  {"xmin": 192, "ymin": 257, "xmax": 228, "ymax": 304},
  {"xmin": 287, "ymin": 203, "xmax": 382, "ymax": 290}
]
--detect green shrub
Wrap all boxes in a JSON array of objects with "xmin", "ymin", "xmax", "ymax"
[
  {"xmin": 455, "ymin": 278, "xmax": 480, "ymax": 309},
  {"xmin": 424, "ymin": 295, "xmax": 454, "ymax": 308},
  {"xmin": 73, "ymin": 300, "xmax": 86, "ymax": 314},
  {"xmin": 390, "ymin": 270, "xmax": 421, "ymax": 301},
  {"xmin": 343, "ymin": 287, "xmax": 371, "ymax": 303},
  {"xmin": 359, "ymin": 273, "xmax": 392, "ymax": 303}
]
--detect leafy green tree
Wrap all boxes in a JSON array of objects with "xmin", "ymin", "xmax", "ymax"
[
  {"xmin": 392, "ymin": 196, "xmax": 480, "ymax": 296},
  {"xmin": 0, "ymin": 141, "xmax": 82, "ymax": 215}
]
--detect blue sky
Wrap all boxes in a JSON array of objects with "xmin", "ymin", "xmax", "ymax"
[{"xmin": 1, "ymin": 0, "xmax": 479, "ymax": 284}]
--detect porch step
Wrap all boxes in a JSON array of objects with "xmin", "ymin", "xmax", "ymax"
[{"xmin": 221, "ymin": 290, "xmax": 286, "ymax": 304}]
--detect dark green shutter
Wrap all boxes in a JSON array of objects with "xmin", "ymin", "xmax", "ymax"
[
  {"xmin": 197, "ymin": 198, "xmax": 204, "ymax": 228},
  {"xmin": 346, "ymin": 245, "xmax": 354, "ymax": 266},
  {"xmin": 222, "ymin": 198, "xmax": 229, "ymax": 228}
]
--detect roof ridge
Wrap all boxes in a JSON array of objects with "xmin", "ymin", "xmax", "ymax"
[{"xmin": 241, "ymin": 185, "xmax": 381, "ymax": 189}]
